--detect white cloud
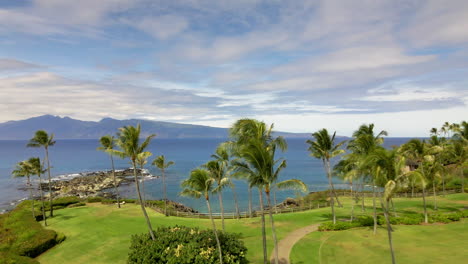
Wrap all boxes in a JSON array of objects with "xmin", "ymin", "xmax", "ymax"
[{"xmin": 129, "ymin": 15, "xmax": 188, "ymax": 39}]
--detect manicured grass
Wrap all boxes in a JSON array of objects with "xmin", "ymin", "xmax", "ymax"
[
  {"xmin": 290, "ymin": 219, "xmax": 468, "ymax": 264},
  {"xmin": 36, "ymin": 194, "xmax": 467, "ymax": 263}
]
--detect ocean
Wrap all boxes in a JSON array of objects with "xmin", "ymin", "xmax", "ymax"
[{"xmin": 0, "ymin": 138, "xmax": 411, "ymax": 213}]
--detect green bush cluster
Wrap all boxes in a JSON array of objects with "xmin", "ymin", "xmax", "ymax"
[
  {"xmin": 87, "ymin": 196, "xmax": 103, "ymax": 203},
  {"xmin": 318, "ymin": 221, "xmax": 360, "ymax": 231},
  {"xmin": 128, "ymin": 225, "xmax": 248, "ymax": 264},
  {"xmin": 41, "ymin": 196, "xmax": 81, "ymax": 211},
  {"xmin": 429, "ymin": 212, "xmax": 464, "ymax": 223},
  {"xmin": 0, "ymin": 201, "xmax": 65, "ymax": 263}
]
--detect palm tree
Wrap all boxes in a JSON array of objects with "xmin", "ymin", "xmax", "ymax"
[
  {"xmin": 97, "ymin": 135, "xmax": 121, "ymax": 208},
  {"xmin": 230, "ymin": 118, "xmax": 304, "ymax": 264},
  {"xmin": 449, "ymin": 141, "xmax": 467, "ymax": 193},
  {"xmin": 136, "ymin": 151, "xmax": 152, "ymax": 206},
  {"xmin": 400, "ymin": 139, "xmax": 430, "ymax": 223},
  {"xmin": 307, "ymin": 128, "xmax": 345, "ymax": 224},
  {"xmin": 29, "ymin": 157, "xmax": 47, "ymax": 226},
  {"xmin": 12, "ymin": 160, "xmax": 35, "ymax": 218},
  {"xmin": 381, "ymin": 180, "xmax": 397, "ymax": 264},
  {"xmin": 113, "ymin": 124, "xmax": 156, "ymax": 240},
  {"xmin": 204, "ymin": 160, "xmax": 230, "ymax": 231},
  {"xmin": 152, "ymin": 155, "xmax": 174, "ymax": 216},
  {"xmin": 27, "ymin": 130, "xmax": 56, "ymax": 217},
  {"xmin": 180, "ymin": 168, "xmax": 223, "ymax": 264}
]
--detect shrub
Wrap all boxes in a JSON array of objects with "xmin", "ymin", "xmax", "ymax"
[
  {"xmin": 318, "ymin": 221, "xmax": 360, "ymax": 231},
  {"xmin": 0, "ymin": 201, "xmax": 65, "ymax": 262},
  {"xmin": 87, "ymin": 197, "xmax": 103, "ymax": 203},
  {"xmin": 67, "ymin": 202, "xmax": 86, "ymax": 208},
  {"xmin": 355, "ymin": 215, "xmax": 374, "ymax": 226},
  {"xmin": 128, "ymin": 225, "xmax": 248, "ymax": 264}
]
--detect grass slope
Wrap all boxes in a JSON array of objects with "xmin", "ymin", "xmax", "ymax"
[{"xmin": 37, "ymin": 194, "xmax": 467, "ymax": 263}]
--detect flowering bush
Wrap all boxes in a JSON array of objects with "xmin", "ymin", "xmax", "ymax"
[{"xmin": 128, "ymin": 225, "xmax": 248, "ymax": 264}]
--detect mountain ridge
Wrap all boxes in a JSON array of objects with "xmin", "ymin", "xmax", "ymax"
[{"xmin": 0, "ymin": 115, "xmax": 317, "ymax": 140}]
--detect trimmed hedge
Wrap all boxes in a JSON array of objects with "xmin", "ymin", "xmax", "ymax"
[
  {"xmin": 128, "ymin": 225, "xmax": 248, "ymax": 264},
  {"xmin": 0, "ymin": 201, "xmax": 65, "ymax": 263},
  {"xmin": 319, "ymin": 211, "xmax": 467, "ymax": 231}
]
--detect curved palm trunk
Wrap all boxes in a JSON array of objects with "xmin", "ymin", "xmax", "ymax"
[
  {"xmin": 162, "ymin": 168, "xmax": 168, "ymax": 216},
  {"xmin": 206, "ymin": 197, "xmax": 223, "ymax": 264},
  {"xmin": 45, "ymin": 147, "xmax": 53, "ymax": 217},
  {"xmin": 380, "ymin": 197, "xmax": 396, "ymax": 264},
  {"xmin": 218, "ymin": 191, "xmax": 225, "ymax": 231},
  {"xmin": 273, "ymin": 187, "xmax": 278, "ymax": 214},
  {"xmin": 265, "ymin": 189, "xmax": 279, "ymax": 264},
  {"xmin": 248, "ymin": 186, "xmax": 253, "ymax": 218},
  {"xmin": 372, "ymin": 182, "xmax": 377, "ymax": 235},
  {"xmin": 258, "ymin": 188, "xmax": 268, "ymax": 264},
  {"xmin": 360, "ymin": 181, "xmax": 366, "ymax": 212},
  {"xmin": 325, "ymin": 160, "xmax": 342, "ymax": 207},
  {"xmin": 422, "ymin": 186, "xmax": 428, "ymax": 224},
  {"xmin": 325, "ymin": 161, "xmax": 336, "ymax": 224},
  {"xmin": 132, "ymin": 163, "xmax": 155, "ymax": 240},
  {"xmin": 27, "ymin": 176, "xmax": 35, "ymax": 218},
  {"xmin": 140, "ymin": 167, "xmax": 146, "ymax": 207},
  {"xmin": 38, "ymin": 173, "xmax": 47, "ymax": 226},
  {"xmin": 232, "ymin": 184, "xmax": 240, "ymax": 219},
  {"xmin": 110, "ymin": 155, "xmax": 120, "ymax": 208},
  {"xmin": 432, "ymin": 181, "xmax": 437, "ymax": 210}
]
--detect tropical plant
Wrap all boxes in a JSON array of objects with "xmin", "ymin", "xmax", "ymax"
[
  {"xmin": 307, "ymin": 128, "xmax": 345, "ymax": 224},
  {"xmin": 97, "ymin": 135, "xmax": 121, "ymax": 208},
  {"xmin": 113, "ymin": 124, "xmax": 156, "ymax": 240},
  {"xmin": 12, "ymin": 160, "xmax": 35, "ymax": 218},
  {"xmin": 381, "ymin": 180, "xmax": 397, "ymax": 264},
  {"xmin": 204, "ymin": 160, "xmax": 230, "ymax": 231},
  {"xmin": 180, "ymin": 168, "xmax": 223, "ymax": 264},
  {"xmin": 29, "ymin": 157, "xmax": 47, "ymax": 226},
  {"xmin": 152, "ymin": 155, "xmax": 175, "ymax": 216},
  {"xmin": 400, "ymin": 139, "xmax": 430, "ymax": 223},
  {"xmin": 27, "ymin": 130, "xmax": 56, "ymax": 217},
  {"xmin": 136, "ymin": 151, "xmax": 152, "ymax": 206}
]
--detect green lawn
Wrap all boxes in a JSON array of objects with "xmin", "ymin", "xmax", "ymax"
[
  {"xmin": 290, "ymin": 219, "xmax": 468, "ymax": 264},
  {"xmin": 36, "ymin": 194, "xmax": 468, "ymax": 264}
]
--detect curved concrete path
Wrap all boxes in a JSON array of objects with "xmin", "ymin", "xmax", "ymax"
[{"xmin": 270, "ymin": 224, "xmax": 320, "ymax": 264}]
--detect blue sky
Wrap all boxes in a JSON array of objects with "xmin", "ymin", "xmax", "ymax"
[{"xmin": 0, "ymin": 0, "xmax": 467, "ymax": 136}]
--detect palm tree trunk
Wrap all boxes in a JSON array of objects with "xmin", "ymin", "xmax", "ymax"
[
  {"xmin": 326, "ymin": 161, "xmax": 336, "ymax": 224},
  {"xmin": 361, "ymin": 182, "xmax": 365, "ymax": 212},
  {"xmin": 162, "ymin": 168, "xmax": 168, "ymax": 216},
  {"xmin": 325, "ymin": 160, "xmax": 342, "ymax": 207},
  {"xmin": 432, "ymin": 181, "xmax": 437, "ymax": 210},
  {"xmin": 273, "ymin": 187, "xmax": 278, "ymax": 214},
  {"xmin": 350, "ymin": 181, "xmax": 354, "ymax": 222},
  {"xmin": 373, "ymin": 182, "xmax": 377, "ymax": 235},
  {"xmin": 133, "ymin": 163, "xmax": 155, "ymax": 240},
  {"xmin": 266, "ymin": 189, "xmax": 279, "ymax": 264},
  {"xmin": 140, "ymin": 167, "xmax": 146, "ymax": 207},
  {"xmin": 45, "ymin": 147, "xmax": 53, "ymax": 217},
  {"xmin": 380, "ymin": 197, "xmax": 396, "ymax": 264},
  {"xmin": 248, "ymin": 186, "xmax": 253, "ymax": 218},
  {"xmin": 422, "ymin": 186, "xmax": 428, "ymax": 224},
  {"xmin": 258, "ymin": 188, "xmax": 268, "ymax": 264},
  {"xmin": 232, "ymin": 184, "xmax": 240, "ymax": 219},
  {"xmin": 27, "ymin": 176, "xmax": 35, "ymax": 218},
  {"xmin": 38, "ymin": 174, "xmax": 47, "ymax": 226},
  {"xmin": 206, "ymin": 198, "xmax": 223, "ymax": 264},
  {"xmin": 110, "ymin": 155, "xmax": 120, "ymax": 208},
  {"xmin": 461, "ymin": 167, "xmax": 465, "ymax": 193},
  {"xmin": 218, "ymin": 191, "xmax": 225, "ymax": 231}
]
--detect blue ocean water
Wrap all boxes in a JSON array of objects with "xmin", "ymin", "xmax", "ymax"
[{"xmin": 0, "ymin": 138, "xmax": 411, "ymax": 213}]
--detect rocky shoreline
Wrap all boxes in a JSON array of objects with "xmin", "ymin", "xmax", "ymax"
[{"xmin": 38, "ymin": 168, "xmax": 153, "ymax": 198}]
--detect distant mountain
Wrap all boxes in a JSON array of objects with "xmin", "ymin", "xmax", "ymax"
[{"xmin": 0, "ymin": 115, "xmax": 312, "ymax": 139}]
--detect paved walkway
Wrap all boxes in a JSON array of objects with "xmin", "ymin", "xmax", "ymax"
[{"xmin": 270, "ymin": 224, "xmax": 320, "ymax": 264}]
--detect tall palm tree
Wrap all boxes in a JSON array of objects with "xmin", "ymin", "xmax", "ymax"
[
  {"xmin": 400, "ymin": 139, "xmax": 430, "ymax": 223},
  {"xmin": 381, "ymin": 180, "xmax": 397, "ymax": 264},
  {"xmin": 204, "ymin": 160, "xmax": 230, "ymax": 231},
  {"xmin": 12, "ymin": 160, "xmax": 35, "ymax": 218},
  {"xmin": 307, "ymin": 129, "xmax": 345, "ymax": 223},
  {"xmin": 448, "ymin": 141, "xmax": 467, "ymax": 193},
  {"xmin": 97, "ymin": 135, "xmax": 121, "ymax": 208},
  {"xmin": 180, "ymin": 168, "xmax": 223, "ymax": 264},
  {"xmin": 113, "ymin": 124, "xmax": 156, "ymax": 240},
  {"xmin": 29, "ymin": 157, "xmax": 47, "ymax": 226},
  {"xmin": 152, "ymin": 155, "xmax": 174, "ymax": 216},
  {"xmin": 27, "ymin": 130, "xmax": 56, "ymax": 217},
  {"xmin": 136, "ymin": 151, "xmax": 152, "ymax": 206}
]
